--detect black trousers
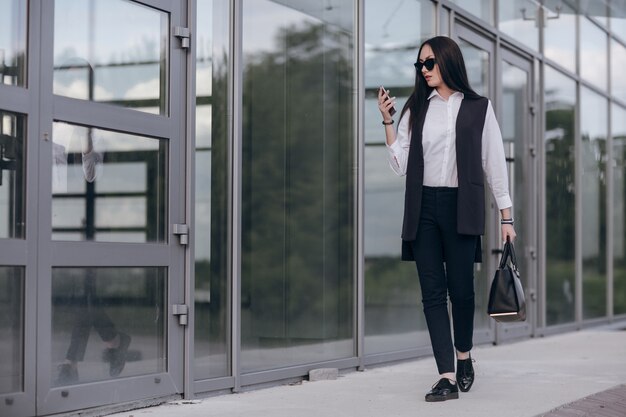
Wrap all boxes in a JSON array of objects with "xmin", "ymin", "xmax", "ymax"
[
  {"xmin": 65, "ymin": 272, "xmax": 117, "ymax": 362},
  {"xmin": 409, "ymin": 186, "xmax": 478, "ymax": 374}
]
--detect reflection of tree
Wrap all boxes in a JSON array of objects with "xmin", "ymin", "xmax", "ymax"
[
  {"xmin": 545, "ymin": 106, "xmax": 575, "ymax": 259},
  {"xmin": 581, "ymin": 130, "xmax": 607, "ymax": 319},
  {"xmin": 241, "ymin": 22, "xmax": 353, "ymax": 342},
  {"xmin": 616, "ymin": 135, "xmax": 626, "ymax": 315},
  {"xmin": 545, "ymin": 103, "xmax": 576, "ymax": 324}
]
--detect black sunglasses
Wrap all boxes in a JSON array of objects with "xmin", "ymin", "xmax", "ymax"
[{"xmin": 414, "ymin": 58, "xmax": 436, "ymax": 72}]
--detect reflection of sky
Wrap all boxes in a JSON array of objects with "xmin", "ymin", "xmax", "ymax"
[
  {"xmin": 0, "ymin": 0, "xmax": 26, "ymax": 66},
  {"xmin": 580, "ymin": 17, "xmax": 608, "ymax": 92},
  {"xmin": 614, "ymin": 104, "xmax": 626, "ymax": 138},
  {"xmin": 243, "ymin": 0, "xmax": 321, "ymax": 56},
  {"xmin": 612, "ymin": 40, "xmax": 626, "ymax": 102},
  {"xmin": 364, "ymin": 148, "xmax": 404, "ymax": 257},
  {"xmin": 544, "ymin": 3, "xmax": 577, "ymax": 73},
  {"xmin": 364, "ymin": 0, "xmax": 434, "ymax": 88},
  {"xmin": 581, "ymin": 87, "xmax": 608, "ymax": 140},
  {"xmin": 53, "ymin": 0, "xmax": 165, "ymax": 105},
  {"xmin": 498, "ymin": 0, "xmax": 538, "ymax": 51},
  {"xmin": 544, "ymin": 65, "xmax": 576, "ymax": 111}
]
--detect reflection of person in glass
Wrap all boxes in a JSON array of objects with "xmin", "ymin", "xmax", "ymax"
[
  {"xmin": 54, "ymin": 124, "xmax": 131, "ymax": 385},
  {"xmin": 56, "ymin": 270, "xmax": 132, "ymax": 385},
  {"xmin": 379, "ymin": 36, "xmax": 516, "ymax": 402}
]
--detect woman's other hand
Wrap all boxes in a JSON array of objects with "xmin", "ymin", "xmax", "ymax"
[{"xmin": 502, "ymin": 224, "xmax": 516, "ymax": 243}]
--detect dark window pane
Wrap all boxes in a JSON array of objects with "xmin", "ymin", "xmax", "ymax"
[
  {"xmin": 0, "ymin": 110, "xmax": 26, "ymax": 239},
  {"xmin": 613, "ymin": 104, "xmax": 626, "ymax": 316},
  {"xmin": 0, "ymin": 266, "xmax": 23, "ymax": 393},
  {"xmin": 545, "ymin": 67, "xmax": 576, "ymax": 325},
  {"xmin": 581, "ymin": 88, "xmax": 607, "ymax": 320},
  {"xmin": 241, "ymin": 0, "xmax": 355, "ymax": 372}
]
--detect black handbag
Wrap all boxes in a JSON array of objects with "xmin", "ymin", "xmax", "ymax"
[{"xmin": 487, "ymin": 239, "xmax": 526, "ymax": 322}]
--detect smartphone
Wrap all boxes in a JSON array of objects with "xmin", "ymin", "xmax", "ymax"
[{"xmin": 381, "ymin": 86, "xmax": 396, "ymax": 116}]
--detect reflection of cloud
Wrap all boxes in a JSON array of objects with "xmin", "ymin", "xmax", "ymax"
[
  {"xmin": 53, "ymin": 79, "xmax": 115, "ymax": 101},
  {"xmin": 196, "ymin": 66, "xmax": 213, "ymax": 96},
  {"xmin": 124, "ymin": 77, "xmax": 160, "ymax": 99},
  {"xmin": 545, "ymin": 47, "xmax": 575, "ymax": 68},
  {"xmin": 612, "ymin": 41, "xmax": 626, "ymax": 98},
  {"xmin": 503, "ymin": 65, "xmax": 527, "ymax": 88}
]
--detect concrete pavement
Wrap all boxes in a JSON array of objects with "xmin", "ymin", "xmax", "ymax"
[{"xmin": 106, "ymin": 328, "xmax": 626, "ymax": 417}]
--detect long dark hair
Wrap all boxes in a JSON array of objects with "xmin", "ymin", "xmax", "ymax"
[{"xmin": 400, "ymin": 36, "xmax": 480, "ymax": 130}]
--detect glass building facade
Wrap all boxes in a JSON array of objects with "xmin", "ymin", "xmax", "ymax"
[{"xmin": 1, "ymin": 0, "xmax": 625, "ymax": 415}]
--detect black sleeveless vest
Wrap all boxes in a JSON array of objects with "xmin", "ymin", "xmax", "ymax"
[{"xmin": 400, "ymin": 95, "xmax": 489, "ymax": 262}]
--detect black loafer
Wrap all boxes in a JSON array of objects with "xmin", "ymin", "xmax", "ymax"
[
  {"xmin": 425, "ymin": 378, "xmax": 459, "ymax": 402},
  {"xmin": 456, "ymin": 354, "xmax": 475, "ymax": 392},
  {"xmin": 107, "ymin": 332, "xmax": 131, "ymax": 377}
]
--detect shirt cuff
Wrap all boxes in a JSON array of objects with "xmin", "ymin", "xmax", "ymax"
[{"xmin": 495, "ymin": 195, "xmax": 512, "ymax": 211}]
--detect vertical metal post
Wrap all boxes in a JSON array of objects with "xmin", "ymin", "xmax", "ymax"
[
  {"xmin": 574, "ymin": 12, "xmax": 583, "ymax": 326},
  {"xmin": 184, "ymin": 0, "xmax": 197, "ymax": 400},
  {"xmin": 355, "ymin": 0, "xmax": 365, "ymax": 371},
  {"xmin": 606, "ymin": 26, "xmax": 614, "ymax": 320},
  {"xmin": 230, "ymin": 0, "xmax": 243, "ymax": 393}
]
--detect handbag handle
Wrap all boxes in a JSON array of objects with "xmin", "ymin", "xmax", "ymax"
[{"xmin": 498, "ymin": 237, "xmax": 519, "ymax": 271}]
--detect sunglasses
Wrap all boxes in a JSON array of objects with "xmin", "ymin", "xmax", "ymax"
[{"xmin": 414, "ymin": 58, "xmax": 436, "ymax": 72}]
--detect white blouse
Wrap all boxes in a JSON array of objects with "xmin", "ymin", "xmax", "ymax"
[{"xmin": 387, "ymin": 90, "xmax": 512, "ymax": 210}]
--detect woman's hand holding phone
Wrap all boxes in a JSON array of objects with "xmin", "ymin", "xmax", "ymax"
[{"xmin": 378, "ymin": 86, "xmax": 396, "ymax": 121}]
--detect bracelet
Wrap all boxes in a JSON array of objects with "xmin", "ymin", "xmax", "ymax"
[
  {"xmin": 500, "ymin": 218, "xmax": 514, "ymax": 225},
  {"xmin": 382, "ymin": 120, "xmax": 394, "ymax": 125}
]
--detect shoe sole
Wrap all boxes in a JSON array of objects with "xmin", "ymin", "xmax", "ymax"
[{"xmin": 425, "ymin": 392, "xmax": 459, "ymax": 402}]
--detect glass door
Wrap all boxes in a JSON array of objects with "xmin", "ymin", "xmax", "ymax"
[
  {"xmin": 36, "ymin": 0, "xmax": 188, "ymax": 414},
  {"xmin": 454, "ymin": 23, "xmax": 497, "ymax": 344},
  {"xmin": 0, "ymin": 2, "xmax": 34, "ymax": 415},
  {"xmin": 496, "ymin": 48, "xmax": 536, "ymax": 341},
  {"xmin": 454, "ymin": 22, "xmax": 537, "ymax": 342}
]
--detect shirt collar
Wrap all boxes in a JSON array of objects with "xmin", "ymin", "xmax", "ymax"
[{"xmin": 427, "ymin": 89, "xmax": 464, "ymax": 101}]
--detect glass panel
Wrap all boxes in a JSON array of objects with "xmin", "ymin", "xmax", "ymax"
[
  {"xmin": 580, "ymin": 17, "xmax": 608, "ymax": 92},
  {"xmin": 497, "ymin": 0, "xmax": 538, "ymax": 51},
  {"xmin": 501, "ymin": 61, "xmax": 529, "ymax": 303},
  {"xmin": 545, "ymin": 66, "xmax": 576, "ymax": 325},
  {"xmin": 449, "ymin": 0, "xmax": 493, "ymax": 24},
  {"xmin": 364, "ymin": 0, "xmax": 434, "ymax": 92},
  {"xmin": 51, "ymin": 267, "xmax": 166, "ymax": 386},
  {"xmin": 363, "ymin": 147, "xmax": 425, "ymax": 354},
  {"xmin": 613, "ymin": 104, "xmax": 626, "ymax": 316},
  {"xmin": 441, "ymin": 7, "xmax": 450, "ymax": 36},
  {"xmin": 241, "ymin": 0, "xmax": 355, "ymax": 372},
  {"xmin": 363, "ymin": 0, "xmax": 434, "ymax": 354},
  {"xmin": 51, "ymin": 122, "xmax": 168, "ymax": 243},
  {"xmin": 580, "ymin": 88, "xmax": 607, "ymax": 320},
  {"xmin": 458, "ymin": 40, "xmax": 489, "ymax": 97},
  {"xmin": 609, "ymin": 5, "xmax": 626, "ymax": 42},
  {"xmin": 0, "ymin": 0, "xmax": 27, "ymax": 86},
  {"xmin": 544, "ymin": 1, "xmax": 576, "ymax": 73},
  {"xmin": 0, "ymin": 110, "xmax": 25, "ymax": 239},
  {"xmin": 54, "ymin": 0, "xmax": 168, "ymax": 115},
  {"xmin": 611, "ymin": 39, "xmax": 626, "ymax": 102},
  {"xmin": 0, "ymin": 266, "xmax": 23, "ymax": 393},
  {"xmin": 194, "ymin": 0, "xmax": 230, "ymax": 380}
]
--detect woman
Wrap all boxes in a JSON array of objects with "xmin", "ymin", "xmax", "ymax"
[{"xmin": 378, "ymin": 36, "xmax": 516, "ymax": 402}]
